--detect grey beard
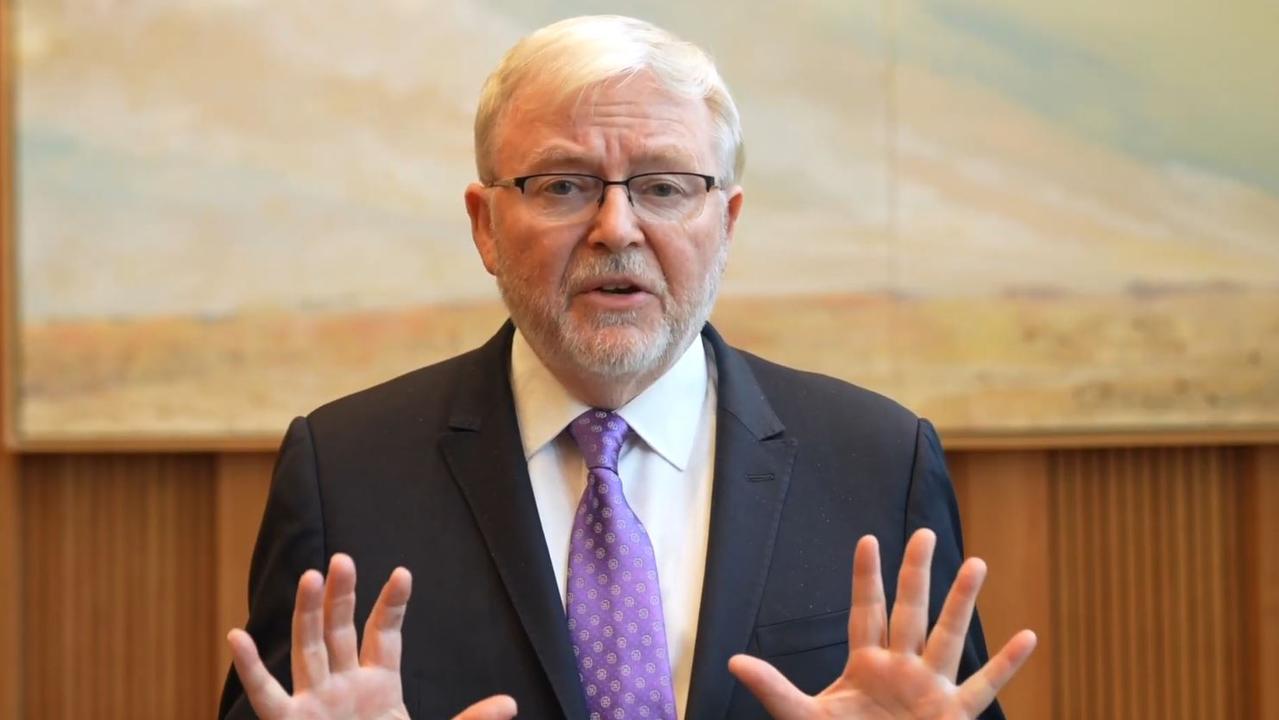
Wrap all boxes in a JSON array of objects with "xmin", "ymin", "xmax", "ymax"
[{"xmin": 495, "ymin": 231, "xmax": 728, "ymax": 383}]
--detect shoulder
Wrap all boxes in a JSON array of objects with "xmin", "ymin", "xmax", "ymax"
[
  {"xmin": 731, "ymin": 345, "xmax": 922, "ymax": 439},
  {"xmin": 303, "ymin": 342, "xmax": 496, "ymax": 442}
]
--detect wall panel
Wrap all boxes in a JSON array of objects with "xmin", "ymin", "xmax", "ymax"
[
  {"xmin": 2, "ymin": 445, "xmax": 1273, "ymax": 718},
  {"xmin": 21, "ymin": 454, "xmax": 218, "ymax": 719},
  {"xmin": 213, "ymin": 452, "xmax": 276, "ymax": 697},
  {"xmin": 1245, "ymin": 446, "xmax": 1279, "ymax": 719},
  {"xmin": 0, "ymin": 456, "xmax": 19, "ymax": 719},
  {"xmin": 949, "ymin": 450, "xmax": 1054, "ymax": 719},
  {"xmin": 1048, "ymin": 447, "xmax": 1249, "ymax": 720}
]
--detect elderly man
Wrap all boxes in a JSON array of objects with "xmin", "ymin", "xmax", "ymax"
[{"xmin": 219, "ymin": 15, "xmax": 1035, "ymax": 720}]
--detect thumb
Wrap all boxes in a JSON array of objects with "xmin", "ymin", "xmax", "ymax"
[
  {"xmin": 454, "ymin": 694, "xmax": 518, "ymax": 720},
  {"xmin": 729, "ymin": 654, "xmax": 814, "ymax": 720}
]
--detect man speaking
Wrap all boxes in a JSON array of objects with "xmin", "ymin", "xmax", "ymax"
[{"xmin": 218, "ymin": 15, "xmax": 1035, "ymax": 720}]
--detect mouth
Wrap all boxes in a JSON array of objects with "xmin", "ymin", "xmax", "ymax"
[
  {"xmin": 579, "ymin": 276, "xmax": 653, "ymax": 296},
  {"xmin": 595, "ymin": 284, "xmax": 643, "ymax": 295},
  {"xmin": 575, "ymin": 276, "xmax": 657, "ymax": 309}
]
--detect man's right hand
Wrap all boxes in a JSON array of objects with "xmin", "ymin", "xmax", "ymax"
[{"xmin": 227, "ymin": 554, "xmax": 517, "ymax": 720}]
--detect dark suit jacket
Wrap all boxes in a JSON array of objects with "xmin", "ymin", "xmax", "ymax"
[{"xmin": 219, "ymin": 322, "xmax": 1003, "ymax": 719}]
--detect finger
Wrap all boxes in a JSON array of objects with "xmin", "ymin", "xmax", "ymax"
[
  {"xmin": 323, "ymin": 553, "xmax": 360, "ymax": 672},
  {"xmin": 227, "ymin": 629, "xmax": 291, "ymax": 719},
  {"xmin": 849, "ymin": 534, "xmax": 887, "ymax": 651},
  {"xmin": 453, "ymin": 694, "xmax": 519, "ymax": 720},
  {"xmin": 888, "ymin": 528, "xmax": 936, "ymax": 655},
  {"xmin": 291, "ymin": 569, "xmax": 330, "ymax": 692},
  {"xmin": 728, "ymin": 654, "xmax": 816, "ymax": 720},
  {"xmin": 957, "ymin": 629, "xmax": 1038, "ymax": 716},
  {"xmin": 360, "ymin": 567, "xmax": 413, "ymax": 671},
  {"xmin": 921, "ymin": 556, "xmax": 987, "ymax": 679}
]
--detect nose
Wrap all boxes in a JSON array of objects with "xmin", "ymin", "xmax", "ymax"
[{"xmin": 587, "ymin": 184, "xmax": 645, "ymax": 251}]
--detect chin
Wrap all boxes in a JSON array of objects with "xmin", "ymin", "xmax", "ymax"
[{"xmin": 563, "ymin": 322, "xmax": 672, "ymax": 378}]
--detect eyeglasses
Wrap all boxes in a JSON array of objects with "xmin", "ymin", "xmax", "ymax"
[{"xmin": 487, "ymin": 172, "xmax": 718, "ymax": 224}]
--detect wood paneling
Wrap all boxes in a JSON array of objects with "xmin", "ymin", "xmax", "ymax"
[
  {"xmin": 1050, "ymin": 447, "xmax": 1249, "ymax": 719},
  {"xmin": 2, "ymin": 444, "xmax": 1274, "ymax": 718},
  {"xmin": 213, "ymin": 453, "xmax": 275, "ymax": 697},
  {"xmin": 1245, "ymin": 446, "xmax": 1279, "ymax": 720},
  {"xmin": 21, "ymin": 454, "xmax": 218, "ymax": 719},
  {"xmin": 0, "ymin": 456, "xmax": 19, "ymax": 719},
  {"xmin": 950, "ymin": 451, "xmax": 1054, "ymax": 719}
]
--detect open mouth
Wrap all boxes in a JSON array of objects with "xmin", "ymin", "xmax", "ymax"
[{"xmin": 597, "ymin": 284, "xmax": 643, "ymax": 295}]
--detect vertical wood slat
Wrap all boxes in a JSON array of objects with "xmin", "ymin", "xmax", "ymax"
[
  {"xmin": 213, "ymin": 453, "xmax": 276, "ymax": 701},
  {"xmin": 949, "ymin": 450, "xmax": 1054, "ymax": 720},
  {"xmin": 1117, "ymin": 450, "xmax": 1139, "ymax": 720},
  {"xmin": 1049, "ymin": 447, "xmax": 1248, "ymax": 719},
  {"xmin": 1203, "ymin": 449, "xmax": 1227, "ymax": 718},
  {"xmin": 21, "ymin": 454, "xmax": 217, "ymax": 720},
  {"xmin": 1244, "ymin": 446, "xmax": 1279, "ymax": 720},
  {"xmin": 1098, "ymin": 450, "xmax": 1116, "ymax": 714},
  {"xmin": 0, "ymin": 457, "xmax": 19, "ymax": 719},
  {"xmin": 1172, "ymin": 449, "xmax": 1191, "ymax": 720},
  {"xmin": 1145, "ymin": 450, "xmax": 1166, "ymax": 720}
]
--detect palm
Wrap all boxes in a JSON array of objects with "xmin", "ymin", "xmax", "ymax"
[
  {"xmin": 269, "ymin": 666, "xmax": 407, "ymax": 720},
  {"xmin": 730, "ymin": 530, "xmax": 1037, "ymax": 720},
  {"xmin": 814, "ymin": 648, "xmax": 973, "ymax": 720},
  {"xmin": 227, "ymin": 555, "xmax": 515, "ymax": 720}
]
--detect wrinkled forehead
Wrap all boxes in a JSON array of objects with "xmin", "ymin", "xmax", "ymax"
[{"xmin": 492, "ymin": 73, "xmax": 718, "ymax": 174}]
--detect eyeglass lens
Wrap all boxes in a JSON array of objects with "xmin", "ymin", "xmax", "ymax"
[{"xmin": 521, "ymin": 174, "xmax": 709, "ymax": 222}]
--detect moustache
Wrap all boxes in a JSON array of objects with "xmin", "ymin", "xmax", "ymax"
[{"xmin": 563, "ymin": 251, "xmax": 666, "ymax": 296}]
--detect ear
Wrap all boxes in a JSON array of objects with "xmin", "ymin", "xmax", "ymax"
[
  {"xmin": 722, "ymin": 185, "xmax": 744, "ymax": 245},
  {"xmin": 464, "ymin": 182, "xmax": 499, "ymax": 276}
]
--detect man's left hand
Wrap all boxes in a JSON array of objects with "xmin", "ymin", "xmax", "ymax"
[{"xmin": 729, "ymin": 529, "xmax": 1037, "ymax": 719}]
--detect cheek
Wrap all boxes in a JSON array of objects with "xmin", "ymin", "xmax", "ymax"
[
  {"xmin": 499, "ymin": 225, "xmax": 576, "ymax": 283},
  {"xmin": 652, "ymin": 225, "xmax": 722, "ymax": 293}
]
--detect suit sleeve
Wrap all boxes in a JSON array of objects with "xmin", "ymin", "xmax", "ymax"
[
  {"xmin": 218, "ymin": 416, "xmax": 328, "ymax": 719},
  {"xmin": 904, "ymin": 418, "xmax": 1006, "ymax": 720}
]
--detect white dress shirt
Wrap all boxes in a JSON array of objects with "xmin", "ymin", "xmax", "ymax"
[{"xmin": 510, "ymin": 328, "xmax": 718, "ymax": 718}]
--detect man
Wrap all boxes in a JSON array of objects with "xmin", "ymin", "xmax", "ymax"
[{"xmin": 219, "ymin": 15, "xmax": 1035, "ymax": 720}]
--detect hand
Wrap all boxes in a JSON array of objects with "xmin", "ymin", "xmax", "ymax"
[
  {"xmin": 729, "ymin": 529, "xmax": 1036, "ymax": 719},
  {"xmin": 227, "ymin": 554, "xmax": 517, "ymax": 720}
]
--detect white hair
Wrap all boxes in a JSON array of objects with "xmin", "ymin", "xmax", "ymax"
[{"xmin": 474, "ymin": 15, "xmax": 744, "ymax": 186}]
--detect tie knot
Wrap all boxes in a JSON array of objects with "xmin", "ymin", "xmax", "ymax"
[{"xmin": 568, "ymin": 409, "xmax": 629, "ymax": 472}]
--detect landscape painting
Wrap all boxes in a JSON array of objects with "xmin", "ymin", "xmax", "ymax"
[{"xmin": 13, "ymin": 0, "xmax": 1279, "ymax": 442}]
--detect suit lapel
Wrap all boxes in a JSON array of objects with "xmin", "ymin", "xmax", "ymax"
[
  {"xmin": 684, "ymin": 326, "xmax": 798, "ymax": 720},
  {"xmin": 437, "ymin": 324, "xmax": 587, "ymax": 719}
]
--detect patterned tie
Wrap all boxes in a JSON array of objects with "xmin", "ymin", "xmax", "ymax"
[{"xmin": 566, "ymin": 409, "xmax": 678, "ymax": 720}]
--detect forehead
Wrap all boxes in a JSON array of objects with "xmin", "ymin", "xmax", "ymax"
[{"xmin": 493, "ymin": 73, "xmax": 717, "ymax": 174}]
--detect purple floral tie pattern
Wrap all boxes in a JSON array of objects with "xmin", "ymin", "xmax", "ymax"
[{"xmin": 566, "ymin": 410, "xmax": 678, "ymax": 720}]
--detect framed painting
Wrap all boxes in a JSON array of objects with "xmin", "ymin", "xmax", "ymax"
[{"xmin": 9, "ymin": 0, "xmax": 1278, "ymax": 447}]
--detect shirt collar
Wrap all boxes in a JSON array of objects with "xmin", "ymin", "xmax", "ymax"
[{"xmin": 509, "ymin": 328, "xmax": 710, "ymax": 471}]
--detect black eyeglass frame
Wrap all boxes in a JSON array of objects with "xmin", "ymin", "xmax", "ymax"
[{"xmin": 488, "ymin": 172, "xmax": 718, "ymax": 205}]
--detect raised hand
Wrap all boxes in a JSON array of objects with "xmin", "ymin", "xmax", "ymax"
[
  {"xmin": 729, "ymin": 529, "xmax": 1037, "ymax": 720},
  {"xmin": 226, "ymin": 554, "xmax": 517, "ymax": 720}
]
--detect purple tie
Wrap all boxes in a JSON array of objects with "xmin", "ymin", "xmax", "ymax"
[{"xmin": 566, "ymin": 410, "xmax": 678, "ymax": 720}]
